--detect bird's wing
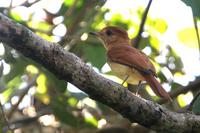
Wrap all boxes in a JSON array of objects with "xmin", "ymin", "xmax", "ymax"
[{"xmin": 107, "ymin": 45, "xmax": 156, "ymax": 76}]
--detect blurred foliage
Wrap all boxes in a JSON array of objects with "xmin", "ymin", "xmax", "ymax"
[
  {"xmin": 0, "ymin": 0, "xmax": 200, "ymax": 132},
  {"xmin": 192, "ymin": 93, "xmax": 200, "ymax": 114},
  {"xmin": 181, "ymin": 0, "xmax": 200, "ymax": 18},
  {"xmin": 177, "ymin": 28, "xmax": 199, "ymax": 49}
]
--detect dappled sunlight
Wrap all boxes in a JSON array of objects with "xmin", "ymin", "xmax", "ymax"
[
  {"xmin": 81, "ymin": 33, "xmax": 88, "ymax": 41},
  {"xmin": 36, "ymin": 74, "xmax": 47, "ymax": 94},
  {"xmin": 22, "ymin": 106, "xmax": 37, "ymax": 117},
  {"xmin": 78, "ymin": 97, "xmax": 97, "ymax": 109},
  {"xmin": 161, "ymin": 67, "xmax": 173, "ymax": 81},
  {"xmin": 101, "ymin": 73, "xmax": 128, "ymax": 87},
  {"xmin": 0, "ymin": 43, "xmax": 5, "ymax": 56},
  {"xmin": 67, "ymin": 82, "xmax": 83, "ymax": 93},
  {"xmin": 98, "ymin": 118, "xmax": 107, "ymax": 128},
  {"xmin": 146, "ymin": 86, "xmax": 156, "ymax": 97},
  {"xmin": 11, "ymin": 6, "xmax": 31, "ymax": 21},
  {"xmin": 2, "ymin": 60, "xmax": 10, "ymax": 75},
  {"xmin": 53, "ymin": 16, "xmax": 64, "ymax": 25},
  {"xmin": 177, "ymin": 91, "xmax": 193, "ymax": 107},
  {"xmin": 11, "ymin": 96, "xmax": 19, "ymax": 105},
  {"xmin": 39, "ymin": 114, "xmax": 60, "ymax": 127},
  {"xmin": 26, "ymin": 65, "xmax": 39, "ymax": 74},
  {"xmin": 52, "ymin": 24, "xmax": 67, "ymax": 37},
  {"xmin": 18, "ymin": 95, "xmax": 32, "ymax": 109},
  {"xmin": 82, "ymin": 109, "xmax": 98, "ymax": 127}
]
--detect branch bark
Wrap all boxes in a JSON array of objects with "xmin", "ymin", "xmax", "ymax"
[
  {"xmin": 158, "ymin": 78, "xmax": 200, "ymax": 104},
  {"xmin": 0, "ymin": 13, "xmax": 200, "ymax": 133}
]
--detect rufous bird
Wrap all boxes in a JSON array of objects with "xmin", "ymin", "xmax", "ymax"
[{"xmin": 89, "ymin": 26, "xmax": 172, "ymax": 101}]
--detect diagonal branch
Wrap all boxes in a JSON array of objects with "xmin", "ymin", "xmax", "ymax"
[
  {"xmin": 7, "ymin": 74, "xmax": 39, "ymax": 119},
  {"xmin": 132, "ymin": 0, "xmax": 153, "ymax": 48},
  {"xmin": 193, "ymin": 16, "xmax": 200, "ymax": 58},
  {"xmin": 0, "ymin": 13, "xmax": 200, "ymax": 133},
  {"xmin": 158, "ymin": 78, "xmax": 200, "ymax": 104},
  {"xmin": 0, "ymin": 100, "xmax": 13, "ymax": 132}
]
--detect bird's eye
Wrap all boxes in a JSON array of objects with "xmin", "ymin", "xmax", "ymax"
[{"xmin": 106, "ymin": 29, "xmax": 113, "ymax": 36}]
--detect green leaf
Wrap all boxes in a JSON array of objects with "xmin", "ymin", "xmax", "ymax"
[
  {"xmin": 2, "ymin": 87, "xmax": 15, "ymax": 103},
  {"xmin": 51, "ymin": 95, "xmax": 96, "ymax": 128},
  {"xmin": 177, "ymin": 28, "xmax": 199, "ymax": 49},
  {"xmin": 7, "ymin": 75, "xmax": 21, "ymax": 89},
  {"xmin": 151, "ymin": 18, "xmax": 168, "ymax": 34},
  {"xmin": 72, "ymin": 42, "xmax": 106, "ymax": 69},
  {"xmin": 67, "ymin": 97, "xmax": 78, "ymax": 107},
  {"xmin": 137, "ymin": 36, "xmax": 150, "ymax": 50},
  {"xmin": 84, "ymin": 115, "xmax": 98, "ymax": 127},
  {"xmin": 181, "ymin": 0, "xmax": 200, "ymax": 18},
  {"xmin": 2, "ymin": 75, "xmax": 21, "ymax": 102},
  {"xmin": 63, "ymin": 0, "xmax": 74, "ymax": 6},
  {"xmin": 157, "ymin": 71, "xmax": 168, "ymax": 83},
  {"xmin": 150, "ymin": 35, "xmax": 160, "ymax": 51},
  {"xmin": 171, "ymin": 82, "xmax": 182, "ymax": 91},
  {"xmin": 51, "ymin": 95, "xmax": 78, "ymax": 126},
  {"xmin": 192, "ymin": 94, "xmax": 200, "ymax": 114},
  {"xmin": 46, "ymin": 71, "xmax": 67, "ymax": 93},
  {"xmin": 28, "ymin": 21, "xmax": 52, "ymax": 32},
  {"xmin": 10, "ymin": 10, "xmax": 24, "ymax": 22},
  {"xmin": 83, "ymin": 44, "xmax": 106, "ymax": 68}
]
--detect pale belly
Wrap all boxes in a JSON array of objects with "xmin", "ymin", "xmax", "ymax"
[{"xmin": 108, "ymin": 61, "xmax": 144, "ymax": 85}]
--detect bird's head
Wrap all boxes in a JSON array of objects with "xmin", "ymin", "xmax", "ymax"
[{"xmin": 89, "ymin": 26, "xmax": 130, "ymax": 49}]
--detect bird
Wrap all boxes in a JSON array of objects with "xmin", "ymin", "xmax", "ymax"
[{"xmin": 89, "ymin": 26, "xmax": 172, "ymax": 101}]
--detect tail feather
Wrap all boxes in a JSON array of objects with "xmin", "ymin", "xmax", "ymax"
[{"xmin": 143, "ymin": 75, "xmax": 172, "ymax": 101}]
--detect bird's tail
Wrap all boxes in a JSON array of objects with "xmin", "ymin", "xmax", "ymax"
[{"xmin": 143, "ymin": 75, "xmax": 172, "ymax": 101}]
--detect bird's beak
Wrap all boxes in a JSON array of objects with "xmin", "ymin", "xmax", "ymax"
[{"xmin": 89, "ymin": 32, "xmax": 99, "ymax": 36}]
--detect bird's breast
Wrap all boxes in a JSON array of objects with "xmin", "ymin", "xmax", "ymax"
[{"xmin": 107, "ymin": 61, "xmax": 145, "ymax": 85}]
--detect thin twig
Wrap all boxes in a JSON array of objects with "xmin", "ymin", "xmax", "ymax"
[
  {"xmin": 193, "ymin": 16, "xmax": 200, "ymax": 58},
  {"xmin": 128, "ymin": 0, "xmax": 153, "ymax": 94},
  {"xmin": 132, "ymin": 0, "xmax": 153, "ymax": 48},
  {"xmin": 7, "ymin": 74, "xmax": 39, "ymax": 119},
  {"xmin": 0, "ymin": 101, "xmax": 13, "ymax": 133},
  {"xmin": 64, "ymin": 6, "xmax": 101, "ymax": 50},
  {"xmin": 3, "ymin": 107, "xmax": 51, "ymax": 131},
  {"xmin": 0, "ymin": 61, "xmax": 13, "ymax": 132},
  {"xmin": 64, "ymin": 0, "xmax": 79, "ymax": 18},
  {"xmin": 157, "ymin": 79, "xmax": 200, "ymax": 104},
  {"xmin": 9, "ymin": 0, "xmax": 13, "ymax": 8},
  {"xmin": 60, "ymin": 1, "xmax": 98, "ymax": 46}
]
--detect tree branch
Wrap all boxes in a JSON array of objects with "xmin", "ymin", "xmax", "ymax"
[
  {"xmin": 132, "ymin": 0, "xmax": 152, "ymax": 48},
  {"xmin": 3, "ymin": 107, "xmax": 51, "ymax": 131},
  {"xmin": 193, "ymin": 16, "xmax": 200, "ymax": 58},
  {"xmin": 0, "ymin": 13, "xmax": 200, "ymax": 132},
  {"xmin": 158, "ymin": 78, "xmax": 200, "ymax": 104},
  {"xmin": 0, "ymin": 99, "xmax": 13, "ymax": 132},
  {"xmin": 7, "ymin": 74, "xmax": 39, "ymax": 119}
]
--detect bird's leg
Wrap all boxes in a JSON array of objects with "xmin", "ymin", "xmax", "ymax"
[
  {"xmin": 122, "ymin": 75, "xmax": 129, "ymax": 86},
  {"xmin": 136, "ymin": 81, "xmax": 142, "ymax": 96}
]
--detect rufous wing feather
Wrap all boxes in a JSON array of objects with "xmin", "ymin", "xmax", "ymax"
[
  {"xmin": 143, "ymin": 74, "xmax": 172, "ymax": 101},
  {"xmin": 107, "ymin": 45, "xmax": 156, "ymax": 75},
  {"xmin": 107, "ymin": 45, "xmax": 172, "ymax": 101}
]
